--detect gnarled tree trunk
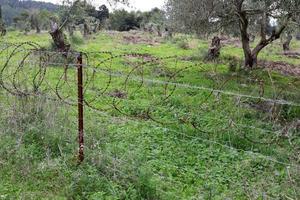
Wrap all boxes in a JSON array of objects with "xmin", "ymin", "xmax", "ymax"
[
  {"xmin": 283, "ymin": 34, "xmax": 292, "ymax": 52},
  {"xmin": 49, "ymin": 20, "xmax": 70, "ymax": 81},
  {"xmin": 36, "ymin": 24, "xmax": 41, "ymax": 34},
  {"xmin": 207, "ymin": 36, "xmax": 221, "ymax": 60},
  {"xmin": 49, "ymin": 21, "xmax": 70, "ymax": 53},
  {"xmin": 238, "ymin": 7, "xmax": 287, "ymax": 69},
  {"xmin": 83, "ymin": 22, "xmax": 90, "ymax": 38},
  {"xmin": 244, "ymin": 51, "xmax": 258, "ymax": 68},
  {"xmin": 93, "ymin": 22, "xmax": 99, "ymax": 33}
]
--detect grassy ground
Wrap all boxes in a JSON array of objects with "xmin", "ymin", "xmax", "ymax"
[{"xmin": 0, "ymin": 31, "xmax": 299, "ymax": 199}]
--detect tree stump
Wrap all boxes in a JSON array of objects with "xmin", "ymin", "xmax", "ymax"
[
  {"xmin": 283, "ymin": 34, "xmax": 292, "ymax": 52},
  {"xmin": 83, "ymin": 22, "xmax": 90, "ymax": 38},
  {"xmin": 1, "ymin": 28, "xmax": 6, "ymax": 36},
  {"xmin": 49, "ymin": 22, "xmax": 70, "ymax": 53},
  {"xmin": 68, "ymin": 25, "xmax": 75, "ymax": 37},
  {"xmin": 164, "ymin": 28, "xmax": 173, "ymax": 39},
  {"xmin": 157, "ymin": 25, "xmax": 162, "ymax": 37},
  {"xmin": 207, "ymin": 36, "xmax": 221, "ymax": 60},
  {"xmin": 0, "ymin": 5, "xmax": 6, "ymax": 37}
]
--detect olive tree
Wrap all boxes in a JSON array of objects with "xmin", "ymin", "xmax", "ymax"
[
  {"xmin": 50, "ymin": 0, "xmax": 126, "ymax": 51},
  {"xmin": 13, "ymin": 11, "xmax": 31, "ymax": 35},
  {"xmin": 166, "ymin": 0, "xmax": 300, "ymax": 68},
  {"xmin": 30, "ymin": 11, "xmax": 41, "ymax": 33}
]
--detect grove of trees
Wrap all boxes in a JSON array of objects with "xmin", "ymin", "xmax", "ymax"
[
  {"xmin": 0, "ymin": 0, "xmax": 58, "ymax": 25},
  {"xmin": 109, "ymin": 8, "xmax": 165, "ymax": 31},
  {"xmin": 2, "ymin": 0, "xmax": 300, "ymax": 68},
  {"xmin": 166, "ymin": 0, "xmax": 300, "ymax": 68}
]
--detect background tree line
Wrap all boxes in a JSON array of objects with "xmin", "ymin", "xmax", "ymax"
[
  {"xmin": 0, "ymin": 0, "xmax": 166, "ymax": 35},
  {"xmin": 0, "ymin": 0, "xmax": 58, "ymax": 25},
  {"xmin": 2, "ymin": 0, "xmax": 300, "ymax": 69},
  {"xmin": 166, "ymin": 0, "xmax": 300, "ymax": 68}
]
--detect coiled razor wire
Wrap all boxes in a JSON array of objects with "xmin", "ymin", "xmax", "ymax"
[{"xmin": 0, "ymin": 42, "xmax": 299, "ymax": 166}]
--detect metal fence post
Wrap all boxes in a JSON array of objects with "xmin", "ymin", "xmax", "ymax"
[{"xmin": 77, "ymin": 52, "xmax": 84, "ymax": 163}]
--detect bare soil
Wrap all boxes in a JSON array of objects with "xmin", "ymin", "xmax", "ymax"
[
  {"xmin": 258, "ymin": 60, "xmax": 300, "ymax": 76},
  {"xmin": 108, "ymin": 89, "xmax": 127, "ymax": 99},
  {"xmin": 122, "ymin": 31, "xmax": 162, "ymax": 46},
  {"xmin": 125, "ymin": 53, "xmax": 158, "ymax": 62},
  {"xmin": 220, "ymin": 36, "xmax": 241, "ymax": 48},
  {"xmin": 281, "ymin": 51, "xmax": 300, "ymax": 59}
]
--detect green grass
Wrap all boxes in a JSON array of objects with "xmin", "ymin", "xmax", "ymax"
[{"xmin": 0, "ymin": 31, "xmax": 299, "ymax": 199}]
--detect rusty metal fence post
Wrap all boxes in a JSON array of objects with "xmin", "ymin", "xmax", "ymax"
[{"xmin": 77, "ymin": 52, "xmax": 84, "ymax": 163}]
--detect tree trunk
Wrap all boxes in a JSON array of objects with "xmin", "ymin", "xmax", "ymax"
[
  {"xmin": 239, "ymin": 10, "xmax": 265, "ymax": 68},
  {"xmin": 283, "ymin": 34, "xmax": 292, "ymax": 52},
  {"xmin": 1, "ymin": 28, "xmax": 6, "ymax": 36},
  {"xmin": 242, "ymin": 44, "xmax": 260, "ymax": 68},
  {"xmin": 249, "ymin": 34, "xmax": 255, "ymax": 43},
  {"xmin": 237, "ymin": 2, "xmax": 288, "ymax": 69},
  {"xmin": 207, "ymin": 36, "xmax": 221, "ymax": 60},
  {"xmin": 49, "ymin": 21, "xmax": 70, "ymax": 53},
  {"xmin": 242, "ymin": 40, "xmax": 258, "ymax": 68},
  {"xmin": 93, "ymin": 23, "xmax": 99, "ymax": 33},
  {"xmin": 36, "ymin": 25, "xmax": 41, "ymax": 34},
  {"xmin": 157, "ymin": 25, "xmax": 162, "ymax": 37},
  {"xmin": 239, "ymin": 10, "xmax": 256, "ymax": 68},
  {"xmin": 164, "ymin": 28, "xmax": 173, "ymax": 39},
  {"xmin": 244, "ymin": 53, "xmax": 258, "ymax": 68},
  {"xmin": 68, "ymin": 25, "xmax": 74, "ymax": 37},
  {"xmin": 83, "ymin": 22, "xmax": 89, "ymax": 37}
]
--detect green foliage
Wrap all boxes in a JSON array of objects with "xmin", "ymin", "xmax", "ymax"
[
  {"xmin": 0, "ymin": 0, "xmax": 58, "ymax": 25},
  {"xmin": 12, "ymin": 9, "xmax": 55, "ymax": 34},
  {"xmin": 139, "ymin": 8, "xmax": 166, "ymax": 28},
  {"xmin": 109, "ymin": 8, "xmax": 166, "ymax": 32},
  {"xmin": 166, "ymin": 0, "xmax": 300, "ymax": 68},
  {"xmin": 0, "ymin": 31, "xmax": 299, "ymax": 199},
  {"xmin": 59, "ymin": 0, "xmax": 110, "ymax": 37},
  {"xmin": 280, "ymin": 104, "xmax": 300, "ymax": 121},
  {"xmin": 109, "ymin": 9, "xmax": 142, "ymax": 31}
]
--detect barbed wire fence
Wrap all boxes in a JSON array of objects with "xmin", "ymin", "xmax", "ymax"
[{"xmin": 0, "ymin": 41, "xmax": 300, "ymax": 196}]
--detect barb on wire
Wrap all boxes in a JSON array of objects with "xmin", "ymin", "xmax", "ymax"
[{"xmin": 0, "ymin": 42, "xmax": 299, "ymax": 157}]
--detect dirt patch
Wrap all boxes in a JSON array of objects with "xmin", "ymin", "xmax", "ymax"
[
  {"xmin": 122, "ymin": 31, "xmax": 162, "ymax": 46},
  {"xmin": 125, "ymin": 53, "xmax": 158, "ymax": 62},
  {"xmin": 122, "ymin": 53, "xmax": 160, "ymax": 67},
  {"xmin": 105, "ymin": 30, "xmax": 121, "ymax": 36},
  {"xmin": 245, "ymin": 100, "xmax": 276, "ymax": 114},
  {"xmin": 258, "ymin": 60, "xmax": 300, "ymax": 76},
  {"xmin": 220, "ymin": 36, "xmax": 241, "ymax": 48},
  {"xmin": 152, "ymin": 67, "xmax": 174, "ymax": 78},
  {"xmin": 281, "ymin": 51, "xmax": 300, "ymax": 59},
  {"xmin": 108, "ymin": 89, "xmax": 127, "ymax": 99},
  {"xmin": 220, "ymin": 55, "xmax": 300, "ymax": 76}
]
